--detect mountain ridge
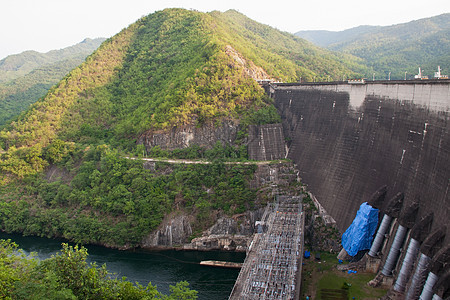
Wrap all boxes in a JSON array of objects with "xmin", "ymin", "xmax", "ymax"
[
  {"xmin": 0, "ymin": 38, "xmax": 105, "ymax": 127},
  {"xmin": 295, "ymin": 13, "xmax": 450, "ymax": 79},
  {"xmin": 0, "ymin": 38, "xmax": 106, "ymax": 83},
  {"xmin": 295, "ymin": 25, "xmax": 380, "ymax": 47}
]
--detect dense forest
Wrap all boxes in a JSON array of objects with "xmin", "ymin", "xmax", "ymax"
[
  {"xmin": 0, "ymin": 38, "xmax": 105, "ymax": 127},
  {"xmin": 0, "ymin": 144, "xmax": 257, "ymax": 246},
  {"xmin": 296, "ymin": 13, "xmax": 450, "ymax": 79}
]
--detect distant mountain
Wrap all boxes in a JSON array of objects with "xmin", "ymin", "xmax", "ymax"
[
  {"xmin": 295, "ymin": 25, "xmax": 379, "ymax": 47},
  {"xmin": 0, "ymin": 38, "xmax": 106, "ymax": 83},
  {"xmin": 0, "ymin": 38, "xmax": 105, "ymax": 126},
  {"xmin": 295, "ymin": 13, "xmax": 450, "ymax": 79}
]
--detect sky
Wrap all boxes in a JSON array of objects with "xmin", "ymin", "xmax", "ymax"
[{"xmin": 1, "ymin": 0, "xmax": 449, "ymax": 60}]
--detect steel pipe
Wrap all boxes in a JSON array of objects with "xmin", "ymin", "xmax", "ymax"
[
  {"xmin": 369, "ymin": 214, "xmax": 393, "ymax": 257},
  {"xmin": 419, "ymin": 271, "xmax": 439, "ymax": 300},
  {"xmin": 381, "ymin": 225, "xmax": 407, "ymax": 276},
  {"xmin": 406, "ymin": 253, "xmax": 432, "ymax": 300},
  {"xmin": 394, "ymin": 238, "xmax": 420, "ymax": 292}
]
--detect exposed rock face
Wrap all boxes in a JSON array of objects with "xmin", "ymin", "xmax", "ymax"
[
  {"xmin": 185, "ymin": 209, "xmax": 264, "ymax": 251},
  {"xmin": 185, "ymin": 235, "xmax": 250, "ymax": 252},
  {"xmin": 45, "ymin": 164, "xmax": 73, "ymax": 183},
  {"xmin": 207, "ymin": 214, "xmax": 259, "ymax": 236},
  {"xmin": 141, "ymin": 210, "xmax": 265, "ymax": 251},
  {"xmin": 142, "ymin": 214, "xmax": 193, "ymax": 248},
  {"xmin": 224, "ymin": 45, "xmax": 274, "ymax": 81},
  {"xmin": 138, "ymin": 121, "xmax": 239, "ymax": 150},
  {"xmin": 250, "ymin": 162, "xmax": 298, "ymax": 191}
]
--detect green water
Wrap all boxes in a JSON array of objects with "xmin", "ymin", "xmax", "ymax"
[{"xmin": 0, "ymin": 232, "xmax": 244, "ymax": 299}]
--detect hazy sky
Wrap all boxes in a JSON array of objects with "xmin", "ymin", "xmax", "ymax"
[{"xmin": 1, "ymin": 0, "xmax": 449, "ymax": 59}]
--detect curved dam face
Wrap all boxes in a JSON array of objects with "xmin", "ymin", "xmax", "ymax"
[{"xmin": 273, "ymin": 81, "xmax": 449, "ymax": 242}]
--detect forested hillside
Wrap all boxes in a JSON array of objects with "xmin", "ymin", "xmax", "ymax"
[
  {"xmin": 0, "ymin": 38, "xmax": 105, "ymax": 126},
  {"xmin": 0, "ymin": 38, "xmax": 105, "ymax": 83},
  {"xmin": 0, "ymin": 9, "xmax": 364, "ymax": 248},
  {"xmin": 296, "ymin": 13, "xmax": 450, "ymax": 79}
]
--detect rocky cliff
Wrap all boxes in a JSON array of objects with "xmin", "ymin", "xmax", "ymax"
[{"xmin": 138, "ymin": 121, "xmax": 239, "ymax": 150}]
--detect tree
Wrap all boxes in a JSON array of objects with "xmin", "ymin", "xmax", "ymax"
[
  {"xmin": 166, "ymin": 281, "xmax": 198, "ymax": 300},
  {"xmin": 0, "ymin": 241, "xmax": 198, "ymax": 299}
]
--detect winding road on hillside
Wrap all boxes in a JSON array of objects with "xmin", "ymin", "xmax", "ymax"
[{"xmin": 126, "ymin": 156, "xmax": 286, "ymax": 165}]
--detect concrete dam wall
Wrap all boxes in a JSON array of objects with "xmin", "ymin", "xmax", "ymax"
[{"xmin": 273, "ymin": 81, "xmax": 449, "ymax": 244}]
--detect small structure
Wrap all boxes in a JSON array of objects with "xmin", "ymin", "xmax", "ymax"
[
  {"xmin": 348, "ymin": 79, "xmax": 365, "ymax": 84},
  {"xmin": 199, "ymin": 260, "xmax": 242, "ymax": 269},
  {"xmin": 434, "ymin": 66, "xmax": 448, "ymax": 79},
  {"xmin": 414, "ymin": 67, "xmax": 429, "ymax": 80}
]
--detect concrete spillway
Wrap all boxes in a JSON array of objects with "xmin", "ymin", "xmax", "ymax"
[{"xmin": 273, "ymin": 80, "xmax": 449, "ymax": 245}]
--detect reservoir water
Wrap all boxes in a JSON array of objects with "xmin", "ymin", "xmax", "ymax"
[{"xmin": 0, "ymin": 232, "xmax": 245, "ymax": 300}]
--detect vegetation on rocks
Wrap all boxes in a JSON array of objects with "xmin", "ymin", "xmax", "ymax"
[{"xmin": 0, "ymin": 145, "xmax": 256, "ymax": 247}]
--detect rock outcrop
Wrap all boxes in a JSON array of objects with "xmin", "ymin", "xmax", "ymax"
[
  {"xmin": 138, "ymin": 121, "xmax": 239, "ymax": 150},
  {"xmin": 142, "ymin": 213, "xmax": 193, "ymax": 248},
  {"xmin": 141, "ymin": 210, "xmax": 264, "ymax": 251}
]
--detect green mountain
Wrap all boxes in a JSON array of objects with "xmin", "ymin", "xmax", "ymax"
[
  {"xmin": 1, "ymin": 9, "xmax": 367, "ymax": 150},
  {"xmin": 0, "ymin": 9, "xmax": 366, "ymax": 248},
  {"xmin": 296, "ymin": 13, "xmax": 450, "ymax": 79},
  {"xmin": 0, "ymin": 38, "xmax": 106, "ymax": 83},
  {"xmin": 0, "ymin": 38, "xmax": 105, "ymax": 126}
]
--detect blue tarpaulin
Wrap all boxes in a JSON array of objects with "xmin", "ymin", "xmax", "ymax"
[{"xmin": 342, "ymin": 202, "xmax": 379, "ymax": 256}]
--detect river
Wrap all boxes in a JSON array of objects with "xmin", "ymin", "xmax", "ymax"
[{"xmin": 0, "ymin": 232, "xmax": 245, "ymax": 300}]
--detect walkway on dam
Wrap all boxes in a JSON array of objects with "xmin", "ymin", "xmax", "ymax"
[{"xmin": 229, "ymin": 195, "xmax": 304, "ymax": 300}]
